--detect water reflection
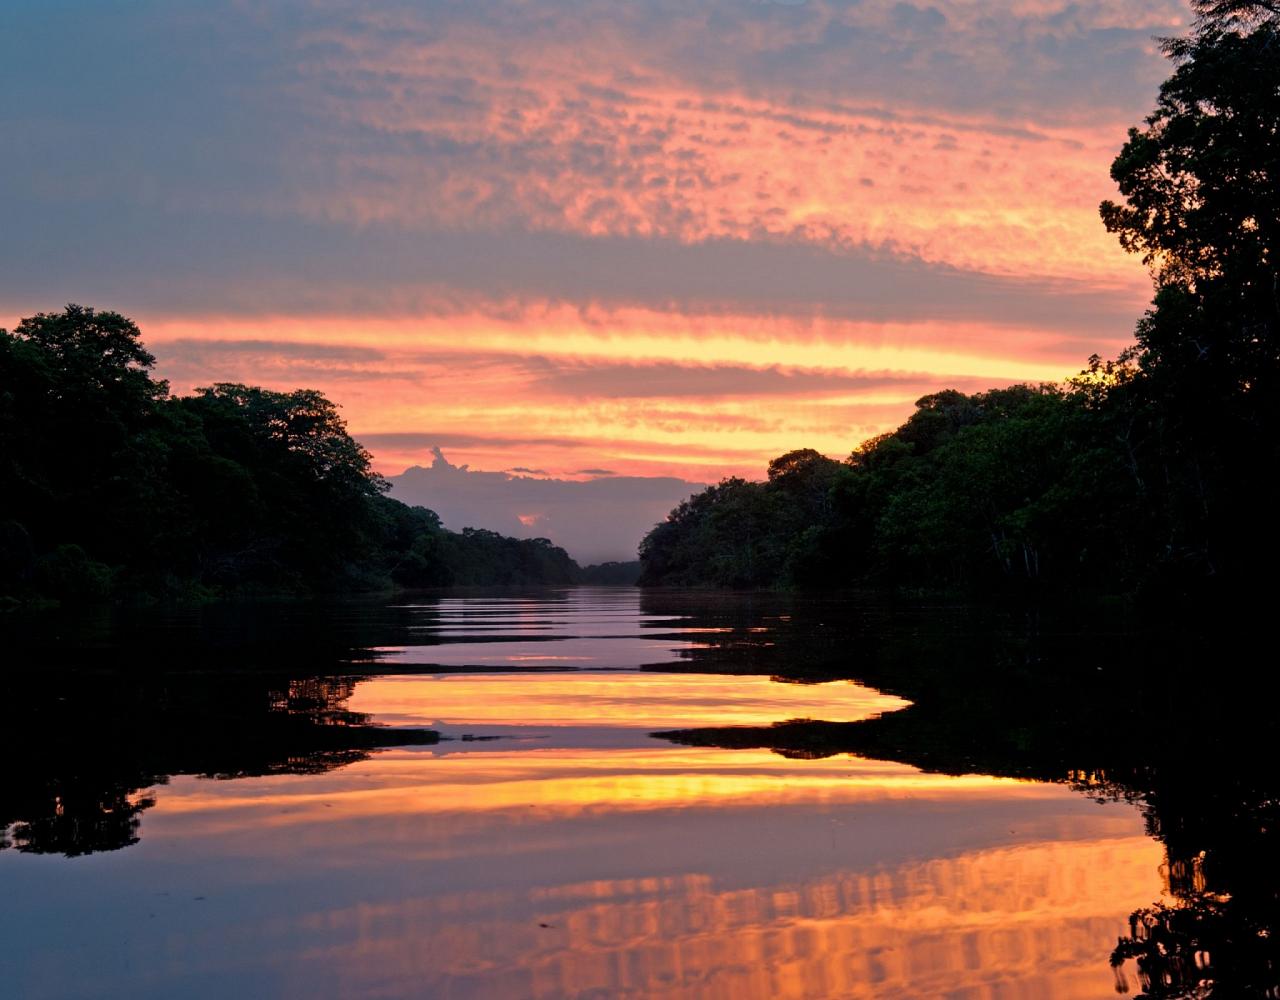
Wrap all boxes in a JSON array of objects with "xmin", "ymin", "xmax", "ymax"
[
  {"xmin": 2, "ymin": 589, "xmax": 1276, "ymax": 998},
  {"xmin": 651, "ymin": 606, "xmax": 1280, "ymax": 999},
  {"xmin": 1103, "ymin": 765, "xmax": 1280, "ymax": 998},
  {"xmin": 3, "ymin": 744, "xmax": 1160, "ymax": 999},
  {"xmin": 348, "ymin": 672, "xmax": 906, "ymax": 745},
  {"xmin": 0, "ymin": 674, "xmax": 437, "ymax": 856},
  {"xmin": 376, "ymin": 590, "xmax": 784, "ymax": 670}
]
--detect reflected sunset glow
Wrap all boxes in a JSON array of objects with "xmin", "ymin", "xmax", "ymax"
[
  {"xmin": 281, "ymin": 835, "xmax": 1164, "ymax": 1000},
  {"xmin": 23, "ymin": 739, "xmax": 1162, "ymax": 999},
  {"xmin": 151, "ymin": 747, "xmax": 1044, "ymax": 831},
  {"xmin": 347, "ymin": 673, "xmax": 907, "ymax": 729},
  {"xmin": 0, "ymin": 593, "xmax": 1182, "ymax": 999}
]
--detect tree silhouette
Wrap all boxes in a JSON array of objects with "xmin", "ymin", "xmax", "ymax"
[{"xmin": 1, "ymin": 305, "xmax": 587, "ymax": 601}]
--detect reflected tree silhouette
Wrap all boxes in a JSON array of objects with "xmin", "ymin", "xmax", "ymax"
[
  {"xmin": 641, "ymin": 593, "xmax": 1280, "ymax": 999},
  {"xmin": 4, "ymin": 590, "xmax": 1278, "ymax": 996},
  {"xmin": 0, "ymin": 668, "xmax": 437, "ymax": 856},
  {"xmin": 1102, "ymin": 770, "xmax": 1280, "ymax": 998},
  {"xmin": 5, "ymin": 782, "xmax": 157, "ymax": 857}
]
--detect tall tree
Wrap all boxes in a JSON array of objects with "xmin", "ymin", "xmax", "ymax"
[
  {"xmin": 0, "ymin": 306, "xmax": 169, "ymax": 578},
  {"xmin": 1190, "ymin": 0, "xmax": 1279, "ymax": 30},
  {"xmin": 1098, "ymin": 12, "xmax": 1280, "ymax": 580},
  {"xmin": 1100, "ymin": 21, "xmax": 1279, "ymax": 391}
]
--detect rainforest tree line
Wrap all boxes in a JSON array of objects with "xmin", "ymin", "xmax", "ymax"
[
  {"xmin": 4, "ymin": 2, "xmax": 1275, "ymax": 605},
  {"xmin": 0, "ymin": 305, "xmax": 580, "ymax": 601},
  {"xmin": 640, "ymin": 2, "xmax": 1280, "ymax": 599}
]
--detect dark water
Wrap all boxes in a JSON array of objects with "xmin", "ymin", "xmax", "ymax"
[{"xmin": 1, "ymin": 589, "xmax": 1275, "ymax": 998}]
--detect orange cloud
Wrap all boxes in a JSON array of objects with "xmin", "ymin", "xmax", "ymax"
[
  {"xmin": 138, "ymin": 305, "xmax": 1133, "ymax": 478},
  {"xmin": 1, "ymin": 0, "xmax": 1175, "ymax": 486},
  {"xmin": 297, "ymin": 30, "xmax": 1147, "ymax": 288},
  {"xmin": 263, "ymin": 0, "xmax": 1184, "ymax": 305}
]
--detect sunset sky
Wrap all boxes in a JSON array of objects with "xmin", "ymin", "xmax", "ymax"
[{"xmin": 1, "ymin": 0, "xmax": 1179, "ymax": 483}]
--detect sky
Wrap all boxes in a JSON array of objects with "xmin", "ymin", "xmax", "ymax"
[
  {"xmin": 388, "ymin": 449, "xmax": 703, "ymax": 565},
  {"xmin": 1, "ymin": 0, "xmax": 1181, "ymax": 520}
]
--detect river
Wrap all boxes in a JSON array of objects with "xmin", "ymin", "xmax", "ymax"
[{"xmin": 1, "ymin": 588, "xmax": 1270, "ymax": 998}]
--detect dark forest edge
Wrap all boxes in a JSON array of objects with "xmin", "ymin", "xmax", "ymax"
[
  {"xmin": 0, "ymin": 306, "xmax": 639, "ymax": 604},
  {"xmin": 639, "ymin": 6, "xmax": 1280, "ymax": 604}
]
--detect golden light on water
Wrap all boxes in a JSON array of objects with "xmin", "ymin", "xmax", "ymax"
[
  {"xmin": 133, "ymin": 738, "xmax": 1164, "ymax": 1000},
  {"xmin": 1, "ymin": 641, "xmax": 1172, "ymax": 999},
  {"xmin": 345, "ymin": 673, "xmax": 910, "ymax": 730},
  {"xmin": 277, "ymin": 835, "xmax": 1164, "ymax": 1000}
]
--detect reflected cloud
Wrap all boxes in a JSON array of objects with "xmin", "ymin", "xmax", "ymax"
[
  {"xmin": 5, "ymin": 590, "xmax": 1265, "ymax": 999},
  {"xmin": 280, "ymin": 835, "xmax": 1163, "ymax": 1000},
  {"xmin": 6, "ymin": 742, "xmax": 1161, "ymax": 1000},
  {"xmin": 347, "ymin": 673, "xmax": 906, "ymax": 730}
]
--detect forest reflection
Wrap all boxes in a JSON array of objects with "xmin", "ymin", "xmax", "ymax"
[
  {"xmin": 2, "ymin": 590, "xmax": 1275, "ymax": 998},
  {"xmin": 0, "ymin": 674, "xmax": 437, "ymax": 856},
  {"xmin": 1099, "ymin": 765, "xmax": 1280, "ymax": 998},
  {"xmin": 650, "ymin": 598, "xmax": 1280, "ymax": 999}
]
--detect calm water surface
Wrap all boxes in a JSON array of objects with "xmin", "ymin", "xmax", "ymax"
[{"xmin": 1, "ymin": 589, "xmax": 1263, "ymax": 998}]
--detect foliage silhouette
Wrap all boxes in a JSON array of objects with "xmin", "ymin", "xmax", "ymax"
[
  {"xmin": 0, "ymin": 666, "xmax": 438, "ymax": 857},
  {"xmin": 639, "ymin": 12, "xmax": 1280, "ymax": 601},
  {"xmin": 0, "ymin": 307, "xmax": 583, "ymax": 601}
]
